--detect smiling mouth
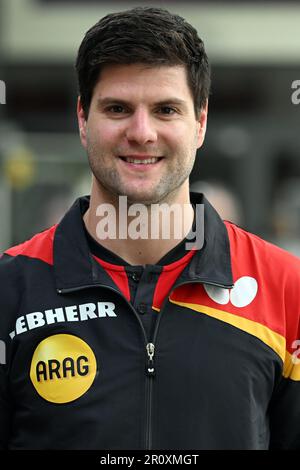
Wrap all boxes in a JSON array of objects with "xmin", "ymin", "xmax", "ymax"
[{"xmin": 119, "ymin": 156, "xmax": 164, "ymax": 164}]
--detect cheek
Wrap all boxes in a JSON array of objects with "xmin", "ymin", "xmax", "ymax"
[
  {"xmin": 87, "ymin": 119, "xmax": 123, "ymax": 144},
  {"xmin": 162, "ymin": 125, "xmax": 186, "ymax": 145},
  {"xmin": 101, "ymin": 123, "xmax": 121, "ymax": 139},
  {"xmin": 168, "ymin": 125, "xmax": 198, "ymax": 152}
]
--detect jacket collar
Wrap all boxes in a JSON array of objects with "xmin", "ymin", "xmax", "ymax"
[{"xmin": 53, "ymin": 193, "xmax": 233, "ymax": 292}]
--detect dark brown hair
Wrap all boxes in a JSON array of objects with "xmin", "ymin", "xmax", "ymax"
[{"xmin": 75, "ymin": 7, "xmax": 210, "ymax": 118}]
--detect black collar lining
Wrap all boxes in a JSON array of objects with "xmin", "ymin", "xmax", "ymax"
[{"xmin": 53, "ymin": 193, "xmax": 233, "ymax": 291}]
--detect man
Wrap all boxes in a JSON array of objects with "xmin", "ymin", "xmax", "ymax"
[{"xmin": 0, "ymin": 7, "xmax": 300, "ymax": 450}]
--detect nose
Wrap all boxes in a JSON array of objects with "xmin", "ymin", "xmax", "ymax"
[{"xmin": 125, "ymin": 107, "xmax": 158, "ymax": 145}]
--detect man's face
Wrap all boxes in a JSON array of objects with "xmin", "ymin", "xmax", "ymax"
[{"xmin": 78, "ymin": 63, "xmax": 207, "ymax": 204}]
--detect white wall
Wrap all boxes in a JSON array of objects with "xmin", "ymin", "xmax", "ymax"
[{"xmin": 2, "ymin": 0, "xmax": 300, "ymax": 64}]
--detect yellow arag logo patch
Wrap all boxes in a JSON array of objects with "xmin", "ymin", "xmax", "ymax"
[{"xmin": 30, "ymin": 334, "xmax": 97, "ymax": 403}]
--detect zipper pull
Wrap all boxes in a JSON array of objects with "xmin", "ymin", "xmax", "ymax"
[{"xmin": 146, "ymin": 343, "xmax": 155, "ymax": 376}]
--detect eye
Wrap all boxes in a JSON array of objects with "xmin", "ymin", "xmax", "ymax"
[
  {"xmin": 158, "ymin": 106, "xmax": 177, "ymax": 115},
  {"xmin": 107, "ymin": 105, "xmax": 126, "ymax": 114}
]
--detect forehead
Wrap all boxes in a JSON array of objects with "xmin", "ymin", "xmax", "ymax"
[{"xmin": 92, "ymin": 63, "xmax": 193, "ymax": 102}]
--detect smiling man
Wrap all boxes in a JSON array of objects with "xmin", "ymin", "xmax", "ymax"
[
  {"xmin": 1, "ymin": 7, "xmax": 300, "ymax": 450},
  {"xmin": 80, "ymin": 62, "xmax": 207, "ymax": 263}
]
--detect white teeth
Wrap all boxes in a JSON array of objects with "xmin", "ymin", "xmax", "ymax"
[{"xmin": 123, "ymin": 157, "xmax": 159, "ymax": 164}]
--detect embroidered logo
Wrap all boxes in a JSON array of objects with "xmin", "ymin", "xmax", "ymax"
[
  {"xmin": 204, "ymin": 276, "xmax": 258, "ymax": 307},
  {"xmin": 30, "ymin": 334, "xmax": 97, "ymax": 403}
]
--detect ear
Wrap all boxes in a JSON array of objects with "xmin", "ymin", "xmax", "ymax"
[
  {"xmin": 77, "ymin": 96, "xmax": 87, "ymax": 148},
  {"xmin": 196, "ymin": 100, "xmax": 208, "ymax": 149}
]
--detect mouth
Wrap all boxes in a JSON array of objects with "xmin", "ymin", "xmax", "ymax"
[{"xmin": 119, "ymin": 156, "xmax": 164, "ymax": 165}]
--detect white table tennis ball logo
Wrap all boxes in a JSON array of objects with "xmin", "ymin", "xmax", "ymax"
[{"xmin": 204, "ymin": 276, "xmax": 258, "ymax": 307}]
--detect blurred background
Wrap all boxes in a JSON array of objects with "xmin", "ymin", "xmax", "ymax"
[{"xmin": 0, "ymin": 0, "xmax": 300, "ymax": 255}]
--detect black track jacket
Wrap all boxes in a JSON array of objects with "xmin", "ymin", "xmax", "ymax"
[{"xmin": 1, "ymin": 193, "xmax": 300, "ymax": 449}]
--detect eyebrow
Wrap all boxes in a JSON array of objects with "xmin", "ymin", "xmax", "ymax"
[{"xmin": 96, "ymin": 97, "xmax": 188, "ymax": 110}]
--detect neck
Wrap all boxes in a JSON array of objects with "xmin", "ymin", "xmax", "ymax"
[{"xmin": 84, "ymin": 177, "xmax": 194, "ymax": 265}]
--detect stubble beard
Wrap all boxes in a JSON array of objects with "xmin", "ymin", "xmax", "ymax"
[{"xmin": 86, "ymin": 141, "xmax": 197, "ymax": 206}]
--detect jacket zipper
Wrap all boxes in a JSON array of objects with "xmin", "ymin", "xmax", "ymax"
[
  {"xmin": 145, "ymin": 342, "xmax": 155, "ymax": 449},
  {"xmin": 57, "ymin": 278, "xmax": 232, "ymax": 450},
  {"xmin": 143, "ymin": 278, "xmax": 233, "ymax": 449},
  {"xmin": 57, "ymin": 284, "xmax": 154, "ymax": 449}
]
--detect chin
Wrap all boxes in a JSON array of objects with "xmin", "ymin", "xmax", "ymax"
[{"xmin": 125, "ymin": 191, "xmax": 162, "ymax": 206}]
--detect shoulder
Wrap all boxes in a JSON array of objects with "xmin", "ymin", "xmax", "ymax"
[
  {"xmin": 0, "ymin": 224, "xmax": 57, "ymax": 296},
  {"xmin": 224, "ymin": 221, "xmax": 300, "ymax": 373},
  {"xmin": 1, "ymin": 224, "xmax": 57, "ymax": 267},
  {"xmin": 224, "ymin": 220, "xmax": 300, "ymax": 281},
  {"xmin": 0, "ymin": 225, "xmax": 58, "ymax": 336}
]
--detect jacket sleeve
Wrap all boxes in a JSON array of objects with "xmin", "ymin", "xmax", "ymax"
[
  {"xmin": 0, "ymin": 365, "xmax": 12, "ymax": 449},
  {"xmin": 269, "ymin": 257, "xmax": 300, "ymax": 449},
  {"xmin": 0, "ymin": 253, "xmax": 21, "ymax": 449},
  {"xmin": 269, "ymin": 377, "xmax": 300, "ymax": 449}
]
